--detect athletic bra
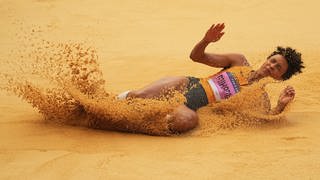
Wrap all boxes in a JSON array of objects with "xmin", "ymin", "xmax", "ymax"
[{"xmin": 199, "ymin": 66, "xmax": 253, "ymax": 103}]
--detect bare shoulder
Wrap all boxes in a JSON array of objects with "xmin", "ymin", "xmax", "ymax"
[
  {"xmin": 230, "ymin": 53, "xmax": 250, "ymax": 66},
  {"xmin": 241, "ymin": 55, "xmax": 250, "ymax": 66}
]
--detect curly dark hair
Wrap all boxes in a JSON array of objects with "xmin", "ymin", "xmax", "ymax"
[{"xmin": 267, "ymin": 46, "xmax": 305, "ymax": 80}]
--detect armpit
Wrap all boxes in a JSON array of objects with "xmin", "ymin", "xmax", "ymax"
[{"xmin": 240, "ymin": 55, "xmax": 250, "ymax": 66}]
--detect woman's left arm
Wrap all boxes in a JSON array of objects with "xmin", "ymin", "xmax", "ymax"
[{"xmin": 269, "ymin": 86, "xmax": 296, "ymax": 115}]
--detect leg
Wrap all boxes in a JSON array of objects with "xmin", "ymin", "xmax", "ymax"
[
  {"xmin": 127, "ymin": 76, "xmax": 189, "ymax": 99},
  {"xmin": 127, "ymin": 77, "xmax": 198, "ymax": 133},
  {"xmin": 167, "ymin": 105, "xmax": 199, "ymax": 133}
]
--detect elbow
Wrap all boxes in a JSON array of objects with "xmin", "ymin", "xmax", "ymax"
[
  {"xmin": 189, "ymin": 55, "xmax": 196, "ymax": 62},
  {"xmin": 189, "ymin": 53, "xmax": 196, "ymax": 61},
  {"xmin": 189, "ymin": 53, "xmax": 201, "ymax": 62}
]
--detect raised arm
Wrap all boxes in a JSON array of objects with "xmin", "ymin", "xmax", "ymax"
[{"xmin": 190, "ymin": 23, "xmax": 249, "ymax": 68}]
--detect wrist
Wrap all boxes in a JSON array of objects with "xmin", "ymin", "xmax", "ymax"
[
  {"xmin": 277, "ymin": 101, "xmax": 286, "ymax": 111},
  {"xmin": 201, "ymin": 38, "xmax": 211, "ymax": 44}
]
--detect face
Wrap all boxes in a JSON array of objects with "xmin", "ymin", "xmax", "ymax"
[{"xmin": 258, "ymin": 54, "xmax": 288, "ymax": 80}]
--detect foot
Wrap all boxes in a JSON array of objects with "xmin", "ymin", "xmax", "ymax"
[{"xmin": 117, "ymin": 90, "xmax": 131, "ymax": 100}]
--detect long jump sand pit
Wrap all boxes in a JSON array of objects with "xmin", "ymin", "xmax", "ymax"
[{"xmin": 1, "ymin": 0, "xmax": 320, "ymax": 179}]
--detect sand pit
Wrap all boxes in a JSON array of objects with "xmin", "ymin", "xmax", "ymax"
[{"xmin": 1, "ymin": 0, "xmax": 320, "ymax": 179}]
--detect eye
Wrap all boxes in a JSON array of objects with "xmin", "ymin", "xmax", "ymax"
[
  {"xmin": 276, "ymin": 64, "xmax": 281, "ymax": 70},
  {"xmin": 270, "ymin": 58, "xmax": 276, "ymax": 63}
]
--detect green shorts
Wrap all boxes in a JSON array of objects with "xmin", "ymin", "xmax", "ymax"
[{"xmin": 184, "ymin": 77, "xmax": 209, "ymax": 111}]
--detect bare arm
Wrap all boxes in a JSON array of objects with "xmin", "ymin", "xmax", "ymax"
[
  {"xmin": 190, "ymin": 23, "xmax": 249, "ymax": 68},
  {"xmin": 268, "ymin": 86, "xmax": 296, "ymax": 115}
]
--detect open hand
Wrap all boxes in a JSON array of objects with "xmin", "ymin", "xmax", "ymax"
[
  {"xmin": 203, "ymin": 23, "xmax": 225, "ymax": 43},
  {"xmin": 278, "ymin": 86, "xmax": 295, "ymax": 107}
]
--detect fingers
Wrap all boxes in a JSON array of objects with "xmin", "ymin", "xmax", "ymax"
[
  {"xmin": 216, "ymin": 32, "xmax": 225, "ymax": 40},
  {"xmin": 285, "ymin": 86, "xmax": 295, "ymax": 93},
  {"xmin": 210, "ymin": 23, "xmax": 225, "ymax": 32},
  {"xmin": 284, "ymin": 86, "xmax": 295, "ymax": 97},
  {"xmin": 205, "ymin": 23, "xmax": 226, "ymax": 42}
]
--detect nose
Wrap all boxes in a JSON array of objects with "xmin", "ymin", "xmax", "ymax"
[{"xmin": 269, "ymin": 63, "xmax": 276, "ymax": 70}]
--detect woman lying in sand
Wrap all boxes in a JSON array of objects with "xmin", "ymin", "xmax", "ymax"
[{"xmin": 117, "ymin": 23, "xmax": 305, "ymax": 134}]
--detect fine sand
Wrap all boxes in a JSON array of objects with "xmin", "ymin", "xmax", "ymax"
[{"xmin": 1, "ymin": 0, "xmax": 320, "ymax": 179}]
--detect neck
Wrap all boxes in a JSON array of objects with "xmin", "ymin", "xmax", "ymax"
[{"xmin": 248, "ymin": 70, "xmax": 265, "ymax": 83}]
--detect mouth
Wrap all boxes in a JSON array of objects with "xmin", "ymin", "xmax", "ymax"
[{"xmin": 264, "ymin": 67, "xmax": 271, "ymax": 76}]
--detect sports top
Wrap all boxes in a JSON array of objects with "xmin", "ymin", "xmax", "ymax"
[{"xmin": 199, "ymin": 66, "xmax": 253, "ymax": 103}]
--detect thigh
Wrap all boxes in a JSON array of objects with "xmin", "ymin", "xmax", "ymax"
[{"xmin": 134, "ymin": 76, "xmax": 189, "ymax": 98}]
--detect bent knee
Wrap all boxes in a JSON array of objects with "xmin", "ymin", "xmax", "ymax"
[{"xmin": 169, "ymin": 107, "xmax": 198, "ymax": 133}]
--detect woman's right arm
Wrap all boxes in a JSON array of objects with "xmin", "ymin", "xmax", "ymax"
[{"xmin": 190, "ymin": 23, "xmax": 249, "ymax": 68}]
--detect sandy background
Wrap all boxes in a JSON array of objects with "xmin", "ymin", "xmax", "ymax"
[{"xmin": 1, "ymin": 0, "xmax": 320, "ymax": 179}]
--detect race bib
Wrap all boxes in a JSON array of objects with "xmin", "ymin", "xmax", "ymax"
[{"xmin": 207, "ymin": 71, "xmax": 240, "ymax": 101}]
